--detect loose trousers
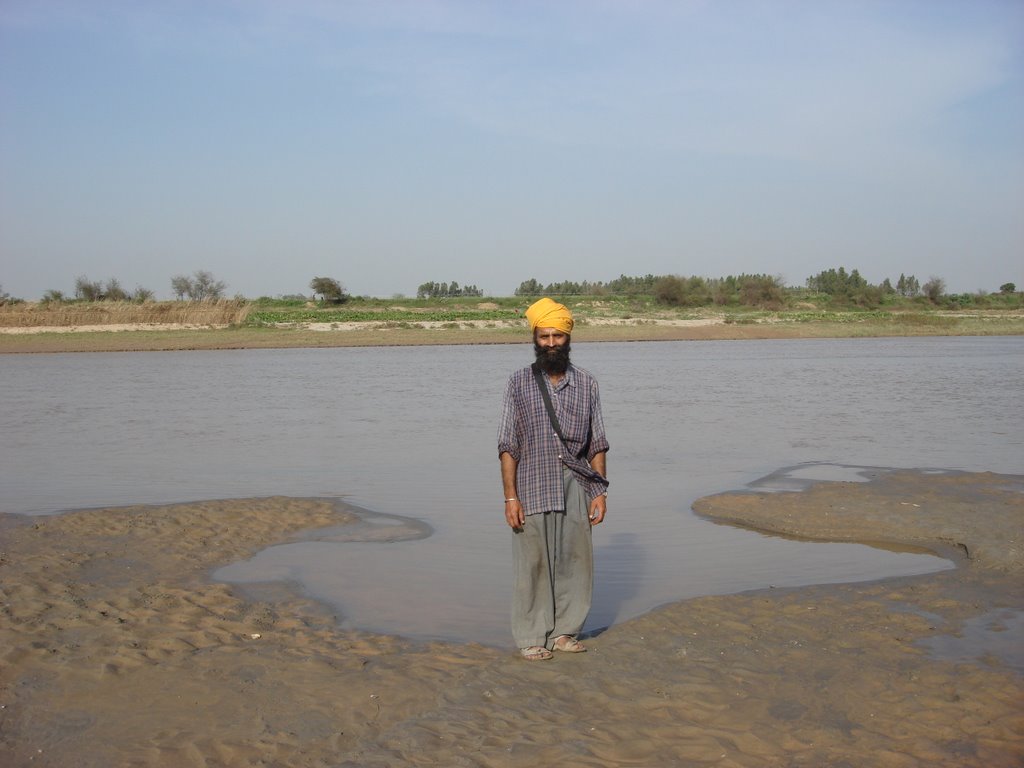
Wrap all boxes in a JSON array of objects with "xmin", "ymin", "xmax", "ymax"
[{"xmin": 511, "ymin": 468, "xmax": 593, "ymax": 649}]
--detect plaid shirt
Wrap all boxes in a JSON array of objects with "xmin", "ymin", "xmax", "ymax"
[{"xmin": 497, "ymin": 363, "xmax": 610, "ymax": 515}]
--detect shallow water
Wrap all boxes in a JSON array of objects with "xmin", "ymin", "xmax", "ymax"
[
  {"xmin": 2, "ymin": 337, "xmax": 1022, "ymax": 645},
  {"xmin": 919, "ymin": 607, "xmax": 1024, "ymax": 674}
]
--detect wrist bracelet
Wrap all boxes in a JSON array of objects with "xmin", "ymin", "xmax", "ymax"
[{"xmin": 505, "ymin": 497, "xmax": 517, "ymax": 503}]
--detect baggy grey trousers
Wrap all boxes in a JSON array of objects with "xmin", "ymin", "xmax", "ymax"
[{"xmin": 511, "ymin": 467, "xmax": 593, "ymax": 649}]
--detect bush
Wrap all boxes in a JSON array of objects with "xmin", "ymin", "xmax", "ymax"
[
  {"xmin": 922, "ymin": 276, "xmax": 946, "ymax": 303},
  {"xmin": 738, "ymin": 275, "xmax": 785, "ymax": 308},
  {"xmin": 653, "ymin": 275, "xmax": 711, "ymax": 307}
]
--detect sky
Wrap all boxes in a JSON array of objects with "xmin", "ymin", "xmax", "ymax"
[{"xmin": 1, "ymin": 0, "xmax": 1022, "ymax": 300}]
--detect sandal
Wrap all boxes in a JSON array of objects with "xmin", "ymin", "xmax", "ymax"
[
  {"xmin": 520, "ymin": 645, "xmax": 553, "ymax": 661},
  {"xmin": 552, "ymin": 635, "xmax": 587, "ymax": 653}
]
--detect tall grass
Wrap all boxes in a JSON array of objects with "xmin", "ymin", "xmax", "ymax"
[{"xmin": 0, "ymin": 300, "xmax": 251, "ymax": 327}]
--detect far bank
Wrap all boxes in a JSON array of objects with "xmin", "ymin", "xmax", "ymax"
[{"xmin": 1, "ymin": 309, "xmax": 1022, "ymax": 354}]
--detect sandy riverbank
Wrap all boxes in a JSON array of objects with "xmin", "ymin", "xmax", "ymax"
[{"xmin": 1, "ymin": 470, "xmax": 1021, "ymax": 767}]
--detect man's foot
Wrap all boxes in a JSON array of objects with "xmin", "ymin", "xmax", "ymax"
[
  {"xmin": 520, "ymin": 646, "xmax": 553, "ymax": 661},
  {"xmin": 552, "ymin": 635, "xmax": 587, "ymax": 653}
]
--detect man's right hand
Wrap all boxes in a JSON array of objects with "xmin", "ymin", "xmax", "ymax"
[{"xmin": 504, "ymin": 499, "xmax": 525, "ymax": 529}]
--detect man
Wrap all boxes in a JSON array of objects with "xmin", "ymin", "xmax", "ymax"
[{"xmin": 497, "ymin": 297, "xmax": 610, "ymax": 661}]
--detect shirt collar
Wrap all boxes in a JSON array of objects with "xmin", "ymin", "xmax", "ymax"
[{"xmin": 553, "ymin": 363, "xmax": 575, "ymax": 391}]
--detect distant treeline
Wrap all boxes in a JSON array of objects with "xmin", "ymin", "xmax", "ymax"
[
  {"xmin": 514, "ymin": 271, "xmax": 1020, "ymax": 310},
  {"xmin": 515, "ymin": 273, "xmax": 788, "ymax": 308},
  {"xmin": 417, "ymin": 281, "xmax": 483, "ymax": 299},
  {"xmin": 2, "ymin": 270, "xmax": 231, "ymax": 305},
  {"xmin": 3, "ymin": 267, "xmax": 1019, "ymax": 311}
]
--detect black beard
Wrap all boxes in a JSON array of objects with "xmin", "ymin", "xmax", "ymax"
[{"xmin": 534, "ymin": 339, "xmax": 571, "ymax": 375}]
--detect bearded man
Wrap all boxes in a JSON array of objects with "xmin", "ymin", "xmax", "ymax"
[{"xmin": 497, "ymin": 297, "xmax": 610, "ymax": 661}]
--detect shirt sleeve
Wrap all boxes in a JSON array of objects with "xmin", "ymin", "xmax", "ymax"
[
  {"xmin": 586, "ymin": 377, "xmax": 610, "ymax": 461},
  {"xmin": 497, "ymin": 376, "xmax": 521, "ymax": 459}
]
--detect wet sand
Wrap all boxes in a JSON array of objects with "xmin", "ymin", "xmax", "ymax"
[{"xmin": 1, "ymin": 472, "xmax": 1021, "ymax": 767}]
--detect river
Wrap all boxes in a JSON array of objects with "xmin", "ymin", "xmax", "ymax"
[{"xmin": 2, "ymin": 336, "xmax": 1021, "ymax": 644}]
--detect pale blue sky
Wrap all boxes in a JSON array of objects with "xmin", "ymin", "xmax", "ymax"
[{"xmin": 2, "ymin": 0, "xmax": 1021, "ymax": 299}]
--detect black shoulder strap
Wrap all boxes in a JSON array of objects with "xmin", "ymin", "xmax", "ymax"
[{"xmin": 531, "ymin": 362, "xmax": 567, "ymax": 444}]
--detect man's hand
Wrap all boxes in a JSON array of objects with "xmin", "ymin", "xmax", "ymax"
[
  {"xmin": 589, "ymin": 452, "xmax": 608, "ymax": 526},
  {"xmin": 500, "ymin": 452, "xmax": 523, "ymax": 529},
  {"xmin": 588, "ymin": 494, "xmax": 607, "ymax": 526},
  {"xmin": 504, "ymin": 499, "xmax": 525, "ymax": 529}
]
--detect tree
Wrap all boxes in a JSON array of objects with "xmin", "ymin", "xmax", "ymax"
[
  {"xmin": 605, "ymin": 274, "xmax": 658, "ymax": 294},
  {"xmin": 417, "ymin": 281, "xmax": 441, "ymax": 299},
  {"xmin": 105, "ymin": 278, "xmax": 129, "ymax": 302},
  {"xmin": 805, "ymin": 267, "xmax": 882, "ymax": 306},
  {"xmin": 896, "ymin": 274, "xmax": 920, "ymax": 297},
  {"xmin": 738, "ymin": 274, "xmax": 785, "ymax": 308},
  {"xmin": 74, "ymin": 275, "xmax": 104, "ymax": 301},
  {"xmin": 1000, "ymin": 283, "xmax": 1016, "ymax": 294},
  {"xmin": 0, "ymin": 284, "xmax": 10, "ymax": 305},
  {"xmin": 922, "ymin": 276, "xmax": 944, "ymax": 302},
  {"xmin": 545, "ymin": 280, "xmax": 583, "ymax": 295},
  {"xmin": 653, "ymin": 275, "xmax": 711, "ymax": 307},
  {"xmin": 170, "ymin": 271, "xmax": 227, "ymax": 301},
  {"xmin": 922, "ymin": 276, "xmax": 946, "ymax": 303},
  {"xmin": 310, "ymin": 276, "xmax": 347, "ymax": 303},
  {"xmin": 653, "ymin": 275, "xmax": 686, "ymax": 306},
  {"xmin": 806, "ymin": 268, "xmax": 845, "ymax": 295},
  {"xmin": 418, "ymin": 280, "xmax": 484, "ymax": 298},
  {"xmin": 514, "ymin": 278, "xmax": 543, "ymax": 296},
  {"xmin": 132, "ymin": 286, "xmax": 155, "ymax": 302},
  {"xmin": 42, "ymin": 289, "xmax": 65, "ymax": 303},
  {"xmin": 190, "ymin": 270, "xmax": 226, "ymax": 300},
  {"xmin": 171, "ymin": 275, "xmax": 191, "ymax": 300}
]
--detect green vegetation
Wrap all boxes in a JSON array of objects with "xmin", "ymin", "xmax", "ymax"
[
  {"xmin": 237, "ymin": 291, "xmax": 1022, "ymax": 332},
  {"xmin": 509, "ymin": 268, "xmax": 1022, "ymax": 312},
  {"xmin": 249, "ymin": 306, "xmax": 516, "ymax": 324},
  {"xmin": 8, "ymin": 267, "xmax": 1022, "ymax": 318}
]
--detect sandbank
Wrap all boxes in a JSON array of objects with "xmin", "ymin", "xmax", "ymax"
[{"xmin": 1, "ymin": 471, "xmax": 1021, "ymax": 766}]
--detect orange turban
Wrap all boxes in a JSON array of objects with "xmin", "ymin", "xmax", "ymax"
[{"xmin": 525, "ymin": 297, "xmax": 574, "ymax": 334}]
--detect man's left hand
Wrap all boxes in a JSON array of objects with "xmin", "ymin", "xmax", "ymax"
[{"xmin": 588, "ymin": 495, "xmax": 607, "ymax": 526}]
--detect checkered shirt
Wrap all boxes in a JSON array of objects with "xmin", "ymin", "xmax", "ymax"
[{"xmin": 497, "ymin": 363, "xmax": 610, "ymax": 515}]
